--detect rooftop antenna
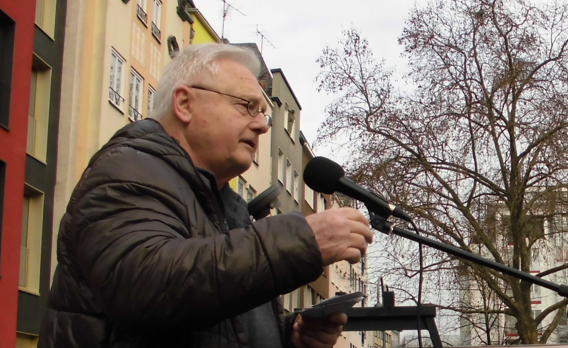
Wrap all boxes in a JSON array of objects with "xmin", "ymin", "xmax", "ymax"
[
  {"xmin": 256, "ymin": 26, "xmax": 275, "ymax": 53},
  {"xmin": 221, "ymin": 0, "xmax": 245, "ymax": 40}
]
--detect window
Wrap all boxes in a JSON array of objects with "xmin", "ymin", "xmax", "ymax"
[
  {"xmin": 148, "ymin": 85, "xmax": 156, "ymax": 116},
  {"xmin": 286, "ymin": 160, "xmax": 293, "ymax": 194},
  {"xmin": 0, "ymin": 11, "xmax": 15, "ymax": 129},
  {"xmin": 277, "ymin": 148, "xmax": 284, "ymax": 184},
  {"xmin": 109, "ymin": 48, "xmax": 126, "ymax": 110},
  {"xmin": 246, "ymin": 185, "xmax": 256, "ymax": 202},
  {"xmin": 253, "ymin": 147, "xmax": 260, "ymax": 165},
  {"xmin": 137, "ymin": 0, "xmax": 148, "ymax": 25},
  {"xmin": 27, "ymin": 56, "xmax": 52, "ymax": 162},
  {"xmin": 530, "ymin": 284, "xmax": 541, "ymax": 298},
  {"xmin": 293, "ymin": 171, "xmax": 299, "ymax": 202},
  {"xmin": 284, "ymin": 102, "xmax": 296, "ymax": 140},
  {"xmin": 532, "ymin": 310, "xmax": 543, "ymax": 331},
  {"xmin": 129, "ymin": 69, "xmax": 144, "ymax": 121},
  {"xmin": 237, "ymin": 176, "xmax": 246, "ymax": 197},
  {"xmin": 19, "ymin": 186, "xmax": 44, "ymax": 295},
  {"xmin": 317, "ymin": 193, "xmax": 326, "ymax": 213},
  {"xmin": 151, "ymin": 0, "xmax": 162, "ymax": 41},
  {"xmin": 35, "ymin": 0, "xmax": 56, "ymax": 37},
  {"xmin": 304, "ymin": 184, "xmax": 314, "ymax": 209}
]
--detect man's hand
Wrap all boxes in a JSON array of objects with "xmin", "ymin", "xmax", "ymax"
[
  {"xmin": 305, "ymin": 208, "xmax": 373, "ymax": 265},
  {"xmin": 291, "ymin": 312, "xmax": 347, "ymax": 348}
]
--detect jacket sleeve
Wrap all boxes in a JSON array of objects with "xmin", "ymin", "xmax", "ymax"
[{"xmin": 72, "ymin": 181, "xmax": 323, "ymax": 333}]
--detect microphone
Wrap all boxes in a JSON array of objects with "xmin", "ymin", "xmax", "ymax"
[{"xmin": 303, "ymin": 157, "xmax": 412, "ymax": 222}]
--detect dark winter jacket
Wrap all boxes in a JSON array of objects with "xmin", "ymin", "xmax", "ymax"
[{"xmin": 38, "ymin": 119, "xmax": 323, "ymax": 347}]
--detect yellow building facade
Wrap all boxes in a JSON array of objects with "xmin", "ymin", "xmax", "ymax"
[{"xmin": 52, "ymin": 0, "xmax": 222, "ymax": 279}]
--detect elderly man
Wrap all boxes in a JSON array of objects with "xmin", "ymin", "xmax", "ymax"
[{"xmin": 39, "ymin": 44, "xmax": 373, "ymax": 348}]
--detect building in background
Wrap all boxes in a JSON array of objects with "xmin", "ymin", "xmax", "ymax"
[
  {"xmin": 459, "ymin": 196, "xmax": 568, "ymax": 345},
  {"xmin": 269, "ymin": 69, "xmax": 303, "ymax": 214},
  {"xmin": 228, "ymin": 43, "xmax": 273, "ymax": 204},
  {"xmin": 0, "ymin": 0, "xmax": 66, "ymax": 346},
  {"xmin": 0, "ymin": 0, "xmax": 36, "ymax": 346}
]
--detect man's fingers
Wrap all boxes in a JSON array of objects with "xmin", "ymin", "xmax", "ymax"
[
  {"xmin": 298, "ymin": 319, "xmax": 344, "ymax": 334},
  {"xmin": 341, "ymin": 248, "xmax": 362, "ymax": 264},
  {"xmin": 347, "ymin": 233, "xmax": 369, "ymax": 255},
  {"xmin": 327, "ymin": 312, "xmax": 348, "ymax": 325},
  {"xmin": 348, "ymin": 220, "xmax": 374, "ymax": 244},
  {"xmin": 342, "ymin": 208, "xmax": 370, "ymax": 226}
]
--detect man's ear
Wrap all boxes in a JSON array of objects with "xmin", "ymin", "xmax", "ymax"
[{"xmin": 172, "ymin": 85, "xmax": 193, "ymax": 124}]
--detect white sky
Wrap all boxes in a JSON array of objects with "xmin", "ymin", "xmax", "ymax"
[{"xmin": 194, "ymin": 0, "xmax": 424, "ymax": 155}]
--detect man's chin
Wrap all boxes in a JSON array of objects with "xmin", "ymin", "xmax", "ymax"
[{"xmin": 230, "ymin": 156, "xmax": 253, "ymax": 175}]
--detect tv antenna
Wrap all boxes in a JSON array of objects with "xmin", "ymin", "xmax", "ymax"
[
  {"xmin": 256, "ymin": 26, "xmax": 275, "ymax": 53},
  {"xmin": 221, "ymin": 0, "xmax": 245, "ymax": 40}
]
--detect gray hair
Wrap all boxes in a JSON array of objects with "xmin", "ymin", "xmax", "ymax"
[{"xmin": 149, "ymin": 43, "xmax": 261, "ymax": 120}]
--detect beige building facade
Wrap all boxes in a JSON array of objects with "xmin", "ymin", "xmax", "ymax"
[{"xmin": 53, "ymin": 0, "xmax": 221, "ymax": 279}]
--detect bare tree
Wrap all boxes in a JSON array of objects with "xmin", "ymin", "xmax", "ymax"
[{"xmin": 316, "ymin": 0, "xmax": 568, "ymax": 344}]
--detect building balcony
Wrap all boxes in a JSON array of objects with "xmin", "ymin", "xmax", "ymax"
[
  {"xmin": 129, "ymin": 105, "xmax": 143, "ymax": 122},
  {"xmin": 137, "ymin": 5, "xmax": 147, "ymax": 26},
  {"xmin": 108, "ymin": 87, "xmax": 125, "ymax": 110}
]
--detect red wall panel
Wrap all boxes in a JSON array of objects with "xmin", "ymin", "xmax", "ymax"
[{"xmin": 0, "ymin": 0, "xmax": 36, "ymax": 346}]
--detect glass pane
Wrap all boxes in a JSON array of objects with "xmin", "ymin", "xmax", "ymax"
[
  {"xmin": 154, "ymin": 1, "xmax": 159, "ymax": 25},
  {"xmin": 110, "ymin": 54, "xmax": 116, "ymax": 89},
  {"xmin": 129, "ymin": 72, "xmax": 134, "ymax": 107},
  {"xmin": 134, "ymin": 77, "xmax": 141, "ymax": 109},
  {"xmin": 21, "ymin": 196, "xmax": 29, "ymax": 247},
  {"xmin": 27, "ymin": 70, "xmax": 38, "ymax": 154},
  {"xmin": 116, "ymin": 60, "xmax": 122, "ymax": 95},
  {"xmin": 238, "ymin": 178, "xmax": 244, "ymax": 197},
  {"xmin": 148, "ymin": 89, "xmax": 154, "ymax": 114},
  {"xmin": 19, "ymin": 196, "xmax": 30, "ymax": 287}
]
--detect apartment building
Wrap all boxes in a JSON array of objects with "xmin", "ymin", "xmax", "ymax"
[
  {"xmin": 0, "ymin": 0, "xmax": 35, "ymax": 346},
  {"xmin": 0, "ymin": 0, "xmax": 66, "ymax": 346},
  {"xmin": 228, "ymin": 43, "xmax": 273, "ymax": 204},
  {"xmin": 460, "ymin": 192, "xmax": 568, "ymax": 345}
]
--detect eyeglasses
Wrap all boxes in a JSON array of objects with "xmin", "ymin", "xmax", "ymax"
[{"xmin": 189, "ymin": 86, "xmax": 272, "ymax": 127}]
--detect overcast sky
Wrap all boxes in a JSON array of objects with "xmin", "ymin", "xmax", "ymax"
[{"xmin": 194, "ymin": 0, "xmax": 424, "ymax": 156}]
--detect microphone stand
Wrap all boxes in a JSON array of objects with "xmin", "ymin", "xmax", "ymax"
[{"xmin": 369, "ymin": 213, "xmax": 568, "ymax": 297}]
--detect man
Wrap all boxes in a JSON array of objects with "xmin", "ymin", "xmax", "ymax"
[{"xmin": 39, "ymin": 44, "xmax": 373, "ymax": 348}]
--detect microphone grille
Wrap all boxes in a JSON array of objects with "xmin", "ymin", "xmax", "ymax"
[{"xmin": 303, "ymin": 157, "xmax": 345, "ymax": 194}]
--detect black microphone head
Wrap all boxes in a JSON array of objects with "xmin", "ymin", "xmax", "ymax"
[{"xmin": 303, "ymin": 157, "xmax": 345, "ymax": 194}]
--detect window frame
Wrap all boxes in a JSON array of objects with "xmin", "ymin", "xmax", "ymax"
[
  {"xmin": 277, "ymin": 148, "xmax": 285, "ymax": 185},
  {"xmin": 27, "ymin": 56, "xmax": 52, "ymax": 163},
  {"xmin": 237, "ymin": 176, "xmax": 246, "ymax": 198},
  {"xmin": 137, "ymin": 0, "xmax": 148, "ymax": 26},
  {"xmin": 109, "ymin": 48, "xmax": 126, "ymax": 111},
  {"xmin": 0, "ymin": 10, "xmax": 15, "ymax": 130},
  {"xmin": 286, "ymin": 159, "xmax": 293, "ymax": 194},
  {"xmin": 147, "ymin": 85, "xmax": 156, "ymax": 117},
  {"xmin": 304, "ymin": 183, "xmax": 314, "ymax": 209},
  {"xmin": 129, "ymin": 69, "xmax": 144, "ymax": 122},
  {"xmin": 293, "ymin": 170, "xmax": 299, "ymax": 203},
  {"xmin": 151, "ymin": 0, "xmax": 162, "ymax": 41},
  {"xmin": 19, "ymin": 185, "xmax": 45, "ymax": 296},
  {"xmin": 35, "ymin": 0, "xmax": 56, "ymax": 38}
]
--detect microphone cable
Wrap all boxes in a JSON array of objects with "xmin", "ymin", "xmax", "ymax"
[{"xmin": 410, "ymin": 220, "xmax": 424, "ymax": 348}]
